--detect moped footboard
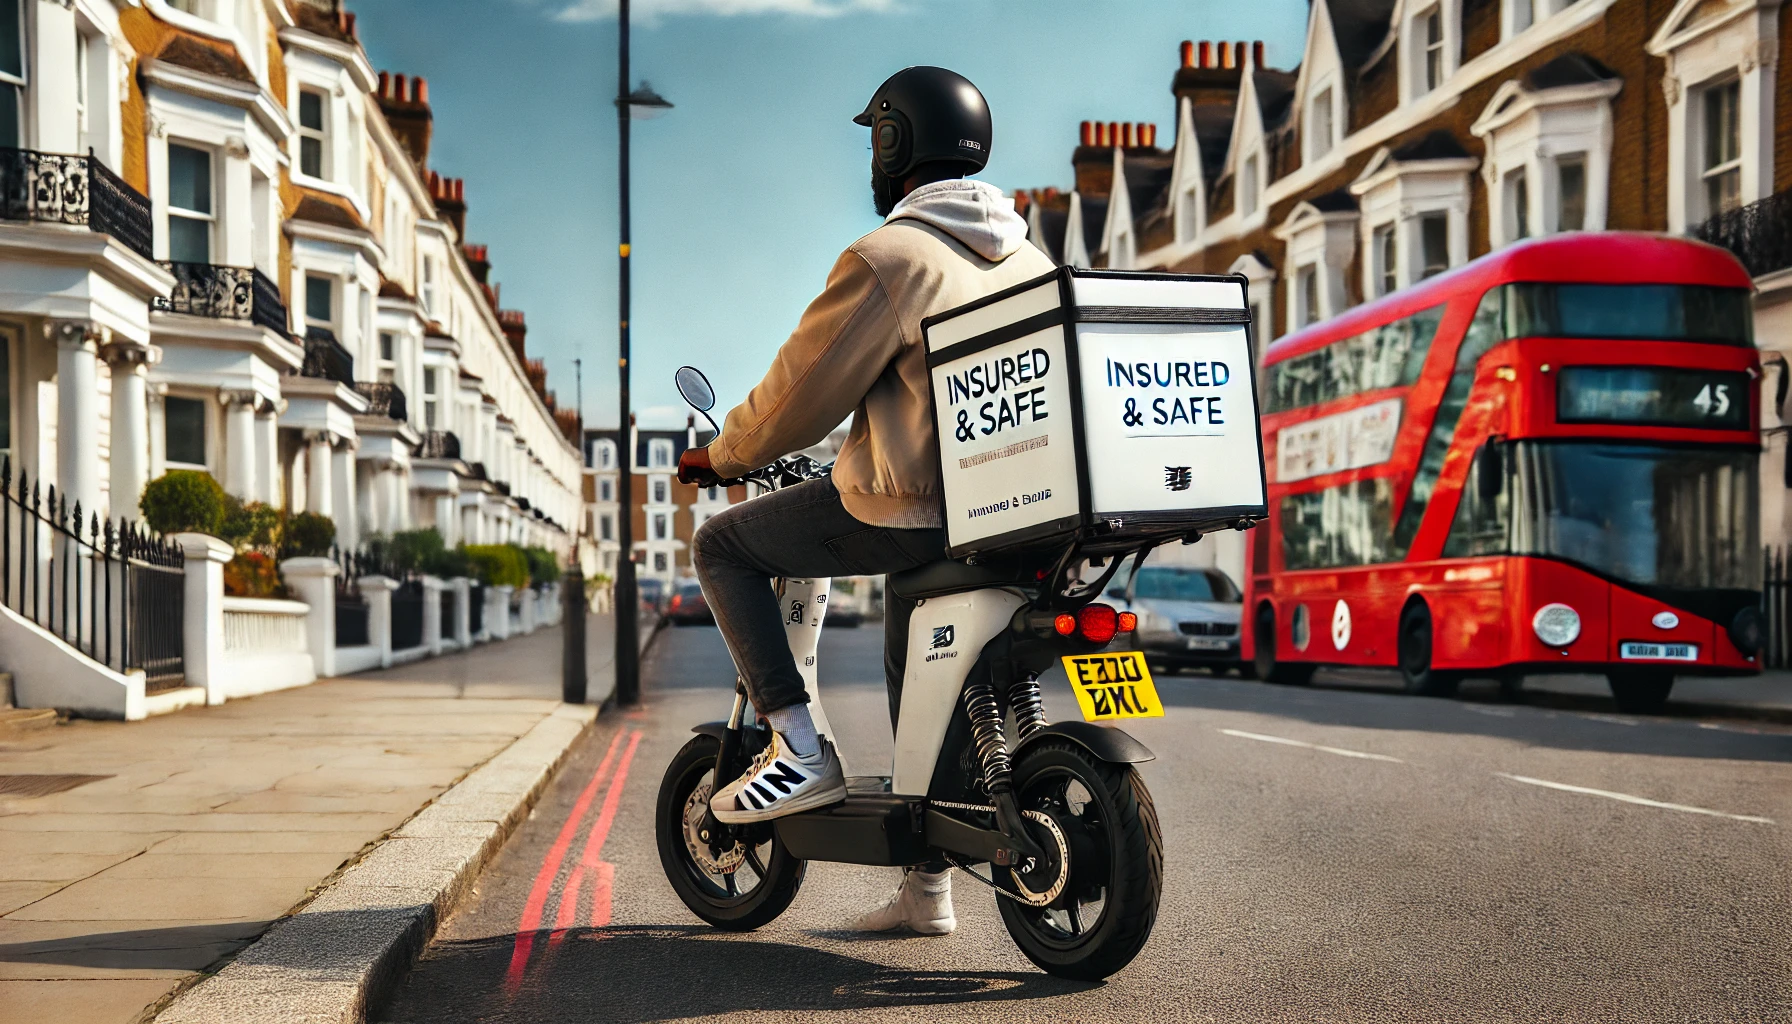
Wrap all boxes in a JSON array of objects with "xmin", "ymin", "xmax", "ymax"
[{"xmin": 772, "ymin": 788, "xmax": 928, "ymax": 866}]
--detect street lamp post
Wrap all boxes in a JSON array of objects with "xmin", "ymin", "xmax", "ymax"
[{"xmin": 614, "ymin": 0, "xmax": 671, "ymax": 706}]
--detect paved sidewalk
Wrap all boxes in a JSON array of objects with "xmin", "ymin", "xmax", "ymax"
[{"xmin": 0, "ymin": 612, "xmax": 650, "ymax": 1024}]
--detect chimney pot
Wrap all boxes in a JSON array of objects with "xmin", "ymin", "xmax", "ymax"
[
  {"xmin": 1180, "ymin": 40, "xmax": 1194, "ymax": 68},
  {"xmin": 1080, "ymin": 120, "xmax": 1094, "ymax": 146},
  {"xmin": 1199, "ymin": 40, "xmax": 1212, "ymax": 68},
  {"xmin": 378, "ymin": 71, "xmax": 389, "ymax": 98},
  {"xmin": 394, "ymin": 73, "xmax": 407, "ymax": 102},
  {"xmin": 1142, "ymin": 123, "xmax": 1157, "ymax": 148},
  {"xmin": 1235, "ymin": 41, "xmax": 1248, "ymax": 68},
  {"xmin": 1122, "ymin": 123, "xmax": 1135, "ymax": 148},
  {"xmin": 1254, "ymin": 41, "xmax": 1264, "ymax": 68},
  {"xmin": 1221, "ymin": 43, "xmax": 1234, "ymax": 69},
  {"xmin": 1107, "ymin": 121, "xmax": 1120, "ymax": 147},
  {"xmin": 415, "ymin": 77, "xmax": 428, "ymax": 105},
  {"xmin": 344, "ymin": 12, "xmax": 356, "ymax": 38}
]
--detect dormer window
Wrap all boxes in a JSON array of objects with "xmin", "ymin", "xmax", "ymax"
[
  {"xmin": 1241, "ymin": 153, "xmax": 1260, "ymax": 217},
  {"xmin": 1508, "ymin": 0, "xmax": 1535, "ymax": 36},
  {"xmin": 648, "ymin": 438, "xmax": 673, "ymax": 469},
  {"xmin": 1308, "ymin": 87, "xmax": 1335, "ymax": 162},
  {"xmin": 1422, "ymin": 8, "xmax": 1445, "ymax": 93},
  {"xmin": 297, "ymin": 88, "xmax": 328, "ymax": 179}
]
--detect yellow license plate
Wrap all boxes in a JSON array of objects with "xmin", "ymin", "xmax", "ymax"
[{"xmin": 1061, "ymin": 651, "xmax": 1164, "ymax": 721}]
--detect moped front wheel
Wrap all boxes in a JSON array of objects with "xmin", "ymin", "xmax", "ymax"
[
  {"xmin": 655, "ymin": 734, "xmax": 804, "ymax": 931},
  {"xmin": 996, "ymin": 740, "xmax": 1163, "ymax": 981}
]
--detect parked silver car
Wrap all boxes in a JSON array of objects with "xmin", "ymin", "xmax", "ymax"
[{"xmin": 1110, "ymin": 565, "xmax": 1245, "ymax": 674}]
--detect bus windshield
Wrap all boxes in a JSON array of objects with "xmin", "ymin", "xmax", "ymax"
[{"xmin": 1472, "ymin": 441, "xmax": 1760, "ymax": 591}]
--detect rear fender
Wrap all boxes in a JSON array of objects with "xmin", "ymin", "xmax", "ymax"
[{"xmin": 1014, "ymin": 720, "xmax": 1154, "ymax": 764}]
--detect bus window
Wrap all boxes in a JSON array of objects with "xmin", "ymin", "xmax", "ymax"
[
  {"xmin": 1505, "ymin": 283, "xmax": 1752, "ymax": 346},
  {"xmin": 1442, "ymin": 442, "xmax": 1512, "ymax": 558},
  {"xmin": 1281, "ymin": 477, "xmax": 1398, "ymax": 570},
  {"xmin": 1265, "ymin": 304, "xmax": 1446, "ymax": 412}
]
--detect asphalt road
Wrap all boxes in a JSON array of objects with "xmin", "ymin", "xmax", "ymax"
[{"xmin": 377, "ymin": 621, "xmax": 1792, "ymax": 1023}]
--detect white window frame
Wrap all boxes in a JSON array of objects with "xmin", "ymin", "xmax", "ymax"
[
  {"xmin": 1240, "ymin": 152, "xmax": 1261, "ymax": 218},
  {"xmin": 1505, "ymin": 167, "xmax": 1531, "ymax": 240},
  {"xmin": 166, "ymin": 141, "xmax": 217, "ymax": 265},
  {"xmin": 651, "ymin": 512, "xmax": 670, "ymax": 541},
  {"xmin": 1349, "ymin": 146, "xmax": 1475, "ymax": 294},
  {"xmin": 648, "ymin": 438, "xmax": 674, "ymax": 470},
  {"xmin": 1272, "ymin": 200, "xmax": 1358, "ymax": 329},
  {"xmin": 1401, "ymin": 2, "xmax": 1459, "ymax": 103},
  {"xmin": 1505, "ymin": 0, "xmax": 1536, "ymax": 39},
  {"xmin": 296, "ymin": 85, "xmax": 329, "ymax": 182},
  {"xmin": 421, "ymin": 366, "xmax": 438, "ymax": 429},
  {"xmin": 1169, "ymin": 96, "xmax": 1206, "ymax": 245},
  {"xmin": 598, "ymin": 511, "xmax": 614, "ymax": 542},
  {"xmin": 1372, "ymin": 222, "xmax": 1398, "ymax": 297},
  {"xmin": 1696, "ymin": 76, "xmax": 1743, "ymax": 220},
  {"xmin": 597, "ymin": 476, "xmax": 614, "ymax": 502},
  {"xmin": 652, "ymin": 551, "xmax": 669, "ymax": 574},
  {"xmin": 303, "ymin": 273, "xmax": 335, "ymax": 332},
  {"xmin": 592, "ymin": 439, "xmax": 616, "ymax": 470},
  {"xmin": 651, "ymin": 477, "xmax": 668, "ymax": 505},
  {"xmin": 1648, "ymin": 0, "xmax": 1780, "ymax": 233},
  {"xmin": 1470, "ymin": 74, "xmax": 1619, "ymax": 244},
  {"xmin": 162, "ymin": 392, "xmax": 212, "ymax": 471},
  {"xmin": 0, "ymin": 0, "xmax": 22, "ymax": 150},
  {"xmin": 1307, "ymin": 85, "xmax": 1336, "ymax": 163},
  {"xmin": 1228, "ymin": 253, "xmax": 1278, "ymax": 347}
]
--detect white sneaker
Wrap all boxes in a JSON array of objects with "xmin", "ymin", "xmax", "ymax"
[
  {"xmin": 844, "ymin": 868, "xmax": 956, "ymax": 935},
  {"xmin": 710, "ymin": 731, "xmax": 846, "ymax": 824}
]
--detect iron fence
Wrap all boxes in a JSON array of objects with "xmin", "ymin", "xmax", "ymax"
[
  {"xmin": 392, "ymin": 577, "xmax": 424, "ymax": 651},
  {"xmin": 354, "ymin": 381, "xmax": 408, "ymax": 422},
  {"xmin": 1, "ymin": 456, "xmax": 185, "ymax": 691},
  {"xmin": 469, "ymin": 581, "xmax": 485, "ymax": 636},
  {"xmin": 1690, "ymin": 190, "xmax": 1792, "ymax": 279},
  {"xmin": 1764, "ymin": 547, "xmax": 1792, "ymax": 670},
  {"xmin": 440, "ymin": 585, "xmax": 457, "ymax": 640},
  {"xmin": 333, "ymin": 546, "xmax": 372, "ymax": 647},
  {"xmin": 300, "ymin": 327, "xmax": 356, "ymax": 387},
  {"xmin": 418, "ymin": 431, "xmax": 461, "ymax": 460},
  {"xmin": 0, "ymin": 147, "xmax": 154, "ymax": 260}
]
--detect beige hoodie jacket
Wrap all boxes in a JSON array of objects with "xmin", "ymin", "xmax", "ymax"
[{"xmin": 707, "ymin": 180, "xmax": 1055, "ymax": 528}]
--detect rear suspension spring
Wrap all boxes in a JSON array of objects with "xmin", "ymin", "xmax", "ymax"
[
  {"xmin": 962, "ymin": 676, "xmax": 1013, "ymax": 797},
  {"xmin": 1009, "ymin": 674, "xmax": 1047, "ymax": 741}
]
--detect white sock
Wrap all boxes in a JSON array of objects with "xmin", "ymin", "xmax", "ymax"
[{"xmin": 766, "ymin": 706, "xmax": 820, "ymax": 759}]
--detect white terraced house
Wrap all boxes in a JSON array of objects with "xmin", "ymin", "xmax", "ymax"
[{"xmin": 0, "ymin": 0, "xmax": 583, "ymax": 719}]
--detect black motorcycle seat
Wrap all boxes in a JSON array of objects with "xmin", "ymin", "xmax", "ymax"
[{"xmin": 887, "ymin": 557, "xmax": 1045, "ymax": 600}]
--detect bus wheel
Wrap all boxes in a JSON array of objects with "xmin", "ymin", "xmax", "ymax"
[
  {"xmin": 1397, "ymin": 601, "xmax": 1459, "ymax": 697},
  {"xmin": 1254, "ymin": 604, "xmax": 1314, "ymax": 686},
  {"xmin": 1607, "ymin": 670, "xmax": 1674, "ymax": 714}
]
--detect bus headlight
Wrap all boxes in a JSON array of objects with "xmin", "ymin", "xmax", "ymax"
[
  {"xmin": 1532, "ymin": 603, "xmax": 1581, "ymax": 647},
  {"xmin": 1728, "ymin": 606, "xmax": 1763, "ymax": 655}
]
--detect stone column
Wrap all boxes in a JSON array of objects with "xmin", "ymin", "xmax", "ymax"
[
  {"xmin": 489, "ymin": 584, "xmax": 513, "ymax": 640},
  {"xmin": 176, "ymin": 532, "xmax": 233, "ymax": 705},
  {"xmin": 359, "ymin": 574, "xmax": 399, "ymax": 669},
  {"xmin": 220, "ymin": 389, "xmax": 259, "ymax": 501},
  {"xmin": 334, "ymin": 440, "xmax": 359, "ymax": 550},
  {"xmin": 518, "ymin": 584, "xmax": 537, "ymax": 634},
  {"xmin": 256, "ymin": 402, "xmax": 281, "ymax": 505},
  {"xmin": 451, "ymin": 576, "xmax": 471, "ymax": 646},
  {"xmin": 146, "ymin": 383, "xmax": 168, "ymax": 484},
  {"xmin": 52, "ymin": 320, "xmax": 103, "ymax": 516},
  {"xmin": 305, "ymin": 432, "xmax": 334, "ymax": 519},
  {"xmin": 435, "ymin": 494, "xmax": 456, "ymax": 544},
  {"xmin": 102, "ymin": 341, "xmax": 157, "ymax": 522},
  {"xmin": 281, "ymin": 556, "xmax": 339, "ymax": 678},
  {"xmin": 422, "ymin": 576, "xmax": 444, "ymax": 656}
]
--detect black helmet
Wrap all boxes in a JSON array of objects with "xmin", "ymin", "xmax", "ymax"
[{"xmin": 854, "ymin": 67, "xmax": 991, "ymax": 180}]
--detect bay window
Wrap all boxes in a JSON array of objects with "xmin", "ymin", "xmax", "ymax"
[
  {"xmin": 164, "ymin": 396, "xmax": 207, "ymax": 468},
  {"xmin": 304, "ymin": 274, "xmax": 334, "ymax": 332}
]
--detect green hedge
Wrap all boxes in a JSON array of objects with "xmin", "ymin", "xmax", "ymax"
[
  {"xmin": 464, "ymin": 544, "xmax": 531, "ymax": 588},
  {"xmin": 139, "ymin": 470, "xmax": 227, "ymax": 535},
  {"xmin": 523, "ymin": 546, "xmax": 561, "ymax": 587}
]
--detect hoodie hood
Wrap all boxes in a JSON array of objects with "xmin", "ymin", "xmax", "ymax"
[{"xmin": 885, "ymin": 179, "xmax": 1030, "ymax": 262}]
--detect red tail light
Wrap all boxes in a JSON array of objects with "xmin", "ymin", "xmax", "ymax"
[
  {"xmin": 1117, "ymin": 611, "xmax": 1137, "ymax": 633},
  {"xmin": 1053, "ymin": 613, "xmax": 1077, "ymax": 636},
  {"xmin": 669, "ymin": 595, "xmax": 682, "ymax": 609},
  {"xmin": 1077, "ymin": 604, "xmax": 1119, "ymax": 644}
]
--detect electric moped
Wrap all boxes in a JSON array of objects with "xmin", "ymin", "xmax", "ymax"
[{"xmin": 653, "ymin": 367, "xmax": 1164, "ymax": 981}]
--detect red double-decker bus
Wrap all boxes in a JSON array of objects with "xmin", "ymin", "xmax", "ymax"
[{"xmin": 1243, "ymin": 232, "xmax": 1761, "ymax": 713}]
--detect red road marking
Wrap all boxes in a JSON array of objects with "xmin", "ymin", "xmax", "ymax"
[
  {"xmin": 577, "ymin": 731, "xmax": 642, "ymax": 928},
  {"xmin": 503, "ymin": 730, "xmax": 625, "ymax": 991}
]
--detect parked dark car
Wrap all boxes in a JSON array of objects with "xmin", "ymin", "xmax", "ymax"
[
  {"xmin": 636, "ymin": 577, "xmax": 667, "ymax": 614},
  {"xmin": 1113, "ymin": 566, "xmax": 1244, "ymax": 674},
  {"xmin": 666, "ymin": 581, "xmax": 713, "ymax": 626}
]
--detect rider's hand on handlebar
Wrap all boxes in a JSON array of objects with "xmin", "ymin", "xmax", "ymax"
[{"xmin": 677, "ymin": 445, "xmax": 722, "ymax": 487}]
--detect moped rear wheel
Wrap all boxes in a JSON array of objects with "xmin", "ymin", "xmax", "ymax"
[
  {"xmin": 996, "ymin": 741, "xmax": 1163, "ymax": 981},
  {"xmin": 655, "ymin": 734, "xmax": 804, "ymax": 931}
]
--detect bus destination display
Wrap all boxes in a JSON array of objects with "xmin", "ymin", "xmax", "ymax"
[{"xmin": 1555, "ymin": 366, "xmax": 1749, "ymax": 430}]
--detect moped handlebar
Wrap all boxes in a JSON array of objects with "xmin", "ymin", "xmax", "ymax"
[{"xmin": 708, "ymin": 454, "xmax": 832, "ymax": 492}]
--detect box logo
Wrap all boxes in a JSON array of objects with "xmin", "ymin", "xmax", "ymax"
[
  {"xmin": 1164, "ymin": 466, "xmax": 1192, "ymax": 491},
  {"xmin": 930, "ymin": 625, "xmax": 956, "ymax": 649}
]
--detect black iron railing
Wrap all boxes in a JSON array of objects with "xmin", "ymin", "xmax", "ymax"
[
  {"xmin": 299, "ymin": 327, "xmax": 356, "ymax": 387},
  {"xmin": 355, "ymin": 381, "xmax": 409, "ymax": 422},
  {"xmin": 467, "ymin": 462, "xmax": 489, "ymax": 482},
  {"xmin": 1690, "ymin": 191, "xmax": 1792, "ymax": 279},
  {"xmin": 418, "ymin": 431, "xmax": 461, "ymax": 460},
  {"xmin": 1764, "ymin": 547, "xmax": 1790, "ymax": 670},
  {"xmin": 2, "ymin": 456, "xmax": 186, "ymax": 691},
  {"xmin": 392, "ymin": 578, "xmax": 425, "ymax": 651},
  {"xmin": 440, "ymin": 585, "xmax": 457, "ymax": 640},
  {"xmin": 333, "ymin": 545, "xmax": 372, "ymax": 647},
  {"xmin": 0, "ymin": 148, "xmax": 154, "ymax": 261},
  {"xmin": 469, "ymin": 581, "xmax": 485, "ymax": 636},
  {"xmin": 156, "ymin": 264, "xmax": 288, "ymax": 333}
]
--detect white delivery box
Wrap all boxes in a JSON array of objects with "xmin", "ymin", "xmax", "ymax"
[{"xmin": 922, "ymin": 267, "xmax": 1267, "ymax": 559}]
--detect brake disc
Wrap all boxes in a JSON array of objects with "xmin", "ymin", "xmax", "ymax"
[
  {"xmin": 682, "ymin": 782, "xmax": 746, "ymax": 875},
  {"xmin": 1009, "ymin": 809, "xmax": 1070, "ymax": 907}
]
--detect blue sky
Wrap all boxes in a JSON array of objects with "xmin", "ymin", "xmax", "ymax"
[{"xmin": 350, "ymin": 0, "xmax": 1307, "ymax": 429}]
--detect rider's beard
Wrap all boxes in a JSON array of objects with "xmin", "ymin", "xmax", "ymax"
[{"xmin": 871, "ymin": 163, "xmax": 901, "ymax": 218}]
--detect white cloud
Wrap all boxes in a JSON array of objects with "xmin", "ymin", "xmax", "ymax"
[{"xmin": 544, "ymin": 0, "xmax": 902, "ymax": 21}]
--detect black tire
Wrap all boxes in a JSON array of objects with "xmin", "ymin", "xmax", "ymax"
[
  {"xmin": 1496, "ymin": 669, "xmax": 1525, "ymax": 702},
  {"xmin": 1607, "ymin": 670, "xmax": 1674, "ymax": 714},
  {"xmin": 1397, "ymin": 601, "xmax": 1459, "ymax": 696},
  {"xmin": 997, "ymin": 741, "xmax": 1163, "ymax": 982},
  {"xmin": 655, "ymin": 734, "xmax": 804, "ymax": 931},
  {"xmin": 1253, "ymin": 604, "xmax": 1314, "ymax": 685}
]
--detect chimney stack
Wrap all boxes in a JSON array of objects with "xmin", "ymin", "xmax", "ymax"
[
  {"xmin": 377, "ymin": 68, "xmax": 434, "ymax": 170},
  {"xmin": 1180, "ymin": 40, "xmax": 1195, "ymax": 68}
]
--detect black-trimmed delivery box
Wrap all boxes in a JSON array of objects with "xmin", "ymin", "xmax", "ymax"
[{"xmin": 922, "ymin": 267, "xmax": 1268, "ymax": 560}]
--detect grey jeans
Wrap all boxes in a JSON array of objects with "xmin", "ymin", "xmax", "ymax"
[{"xmin": 690, "ymin": 476, "xmax": 945, "ymax": 725}]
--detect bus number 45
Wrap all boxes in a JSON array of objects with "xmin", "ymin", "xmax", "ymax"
[{"xmin": 1693, "ymin": 383, "xmax": 1731, "ymax": 418}]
